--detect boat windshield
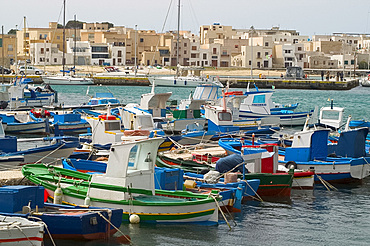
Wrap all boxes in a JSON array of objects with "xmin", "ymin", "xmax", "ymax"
[{"xmin": 128, "ymin": 145, "xmax": 138, "ymax": 168}]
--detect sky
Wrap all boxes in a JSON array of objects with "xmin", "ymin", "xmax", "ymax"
[{"xmin": 1, "ymin": 0, "xmax": 370, "ymax": 37}]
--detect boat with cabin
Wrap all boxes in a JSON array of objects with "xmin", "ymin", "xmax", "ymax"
[{"xmin": 22, "ymin": 137, "xmax": 220, "ymax": 224}]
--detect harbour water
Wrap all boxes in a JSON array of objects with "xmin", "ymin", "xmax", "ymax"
[{"xmin": 44, "ymin": 85, "xmax": 370, "ymax": 245}]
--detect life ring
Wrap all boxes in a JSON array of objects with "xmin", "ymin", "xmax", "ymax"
[{"xmin": 285, "ymin": 161, "xmax": 297, "ymax": 169}]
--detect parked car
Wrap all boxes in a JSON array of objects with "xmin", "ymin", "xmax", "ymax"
[
  {"xmin": 18, "ymin": 66, "xmax": 44, "ymax": 75},
  {"xmin": 0, "ymin": 66, "xmax": 13, "ymax": 74}
]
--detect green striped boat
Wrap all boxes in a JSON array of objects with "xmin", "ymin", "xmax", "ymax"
[{"xmin": 22, "ymin": 137, "xmax": 220, "ymax": 225}]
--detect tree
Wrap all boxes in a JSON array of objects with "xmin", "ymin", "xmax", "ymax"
[{"xmin": 7, "ymin": 29, "xmax": 17, "ymax": 35}]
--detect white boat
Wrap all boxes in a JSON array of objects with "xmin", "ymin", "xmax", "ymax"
[
  {"xmin": 0, "ymin": 215, "xmax": 44, "ymax": 245},
  {"xmin": 42, "ymin": 75, "xmax": 94, "ymax": 85},
  {"xmin": 238, "ymin": 90, "xmax": 313, "ymax": 126},
  {"xmin": 42, "ymin": 1, "xmax": 93, "ymax": 86},
  {"xmin": 360, "ymin": 75, "xmax": 370, "ymax": 87},
  {"xmin": 148, "ymin": 74, "xmax": 223, "ymax": 88}
]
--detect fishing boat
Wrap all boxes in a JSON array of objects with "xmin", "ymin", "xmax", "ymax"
[
  {"xmin": 0, "ymin": 113, "xmax": 48, "ymax": 134},
  {"xmin": 22, "ymin": 137, "xmax": 220, "ymax": 224},
  {"xmin": 30, "ymin": 109, "xmax": 90, "ymax": 135},
  {"xmin": 279, "ymin": 127, "xmax": 370, "ymax": 184},
  {"xmin": 0, "ymin": 185, "xmax": 126, "ymax": 241},
  {"xmin": 0, "ymin": 77, "xmax": 57, "ymax": 110},
  {"xmin": 87, "ymin": 92, "xmax": 121, "ymax": 108},
  {"xmin": 156, "ymin": 148, "xmax": 294, "ymax": 199},
  {"xmin": 62, "ymin": 158, "xmax": 257, "ymax": 212},
  {"xmin": 0, "ymin": 123, "xmax": 79, "ymax": 171},
  {"xmin": 238, "ymin": 90, "xmax": 313, "ymax": 126},
  {"xmin": 0, "ymin": 215, "xmax": 44, "ymax": 245}
]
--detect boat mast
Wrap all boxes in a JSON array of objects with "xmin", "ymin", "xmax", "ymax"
[
  {"xmin": 176, "ymin": 0, "xmax": 180, "ymax": 77},
  {"xmin": 74, "ymin": 14, "xmax": 76, "ymax": 75},
  {"xmin": 1, "ymin": 26, "xmax": 4, "ymax": 84},
  {"xmin": 62, "ymin": 0, "xmax": 66, "ymax": 76}
]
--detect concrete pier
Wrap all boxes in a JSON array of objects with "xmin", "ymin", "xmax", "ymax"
[
  {"xmin": 1, "ymin": 74, "xmax": 360, "ymax": 90},
  {"xmin": 222, "ymin": 78, "xmax": 360, "ymax": 90}
]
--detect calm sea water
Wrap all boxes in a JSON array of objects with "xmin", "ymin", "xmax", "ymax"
[{"xmin": 45, "ymin": 84, "xmax": 370, "ymax": 246}]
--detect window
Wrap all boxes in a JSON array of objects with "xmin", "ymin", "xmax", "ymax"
[
  {"xmin": 54, "ymin": 58, "xmax": 57, "ymax": 63},
  {"xmin": 323, "ymin": 61, "xmax": 326, "ymax": 65},
  {"xmin": 257, "ymin": 52, "xmax": 261, "ymax": 58},
  {"xmin": 344, "ymin": 60, "xmax": 348, "ymax": 65},
  {"xmin": 118, "ymin": 58, "xmax": 122, "ymax": 63},
  {"xmin": 235, "ymin": 45, "xmax": 238, "ymax": 48},
  {"xmin": 265, "ymin": 52, "xmax": 268, "ymax": 56},
  {"xmin": 351, "ymin": 60, "xmax": 354, "ymax": 65},
  {"xmin": 218, "ymin": 112, "xmax": 232, "ymax": 121},
  {"xmin": 192, "ymin": 46, "xmax": 197, "ymax": 50},
  {"xmin": 265, "ymin": 42, "xmax": 269, "ymax": 46},
  {"xmin": 57, "ymin": 36, "xmax": 60, "ymax": 40},
  {"xmin": 252, "ymin": 95, "xmax": 265, "ymax": 104},
  {"xmin": 140, "ymin": 38, "xmax": 144, "ymax": 42},
  {"xmin": 203, "ymin": 54, "xmax": 207, "ymax": 59},
  {"xmin": 128, "ymin": 145, "xmax": 138, "ymax": 168},
  {"xmin": 8, "ymin": 45, "xmax": 13, "ymax": 51},
  {"xmin": 298, "ymin": 47, "xmax": 302, "ymax": 51},
  {"xmin": 46, "ymin": 48, "xmax": 49, "ymax": 52},
  {"xmin": 92, "ymin": 54, "xmax": 109, "ymax": 58},
  {"xmin": 213, "ymin": 48, "xmax": 217, "ymax": 54},
  {"xmin": 249, "ymin": 60, "xmax": 251, "ymax": 65},
  {"xmin": 118, "ymin": 50, "xmax": 122, "ymax": 57},
  {"xmin": 92, "ymin": 46, "xmax": 108, "ymax": 52},
  {"xmin": 41, "ymin": 48, "xmax": 44, "ymax": 54},
  {"xmin": 88, "ymin": 34, "xmax": 95, "ymax": 40},
  {"xmin": 105, "ymin": 121, "xmax": 121, "ymax": 131},
  {"xmin": 184, "ymin": 43, "xmax": 187, "ymax": 47},
  {"xmin": 184, "ymin": 50, "xmax": 187, "ymax": 55},
  {"xmin": 191, "ymin": 54, "xmax": 196, "ymax": 58}
]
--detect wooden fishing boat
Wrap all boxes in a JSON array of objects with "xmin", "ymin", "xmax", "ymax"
[
  {"xmin": 156, "ymin": 152, "xmax": 294, "ymax": 199},
  {"xmin": 0, "ymin": 185, "xmax": 125, "ymax": 241},
  {"xmin": 0, "ymin": 215, "xmax": 44, "ymax": 245},
  {"xmin": 22, "ymin": 137, "xmax": 220, "ymax": 225}
]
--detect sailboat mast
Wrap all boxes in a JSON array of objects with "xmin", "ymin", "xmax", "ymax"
[
  {"xmin": 62, "ymin": 0, "xmax": 66, "ymax": 76},
  {"xmin": 176, "ymin": 0, "xmax": 180, "ymax": 76},
  {"xmin": 74, "ymin": 14, "xmax": 76, "ymax": 75}
]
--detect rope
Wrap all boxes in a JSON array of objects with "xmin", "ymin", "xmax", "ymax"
[
  {"xmin": 14, "ymin": 224, "xmax": 36, "ymax": 246},
  {"xmin": 210, "ymin": 194, "xmax": 232, "ymax": 230},
  {"xmin": 97, "ymin": 211, "xmax": 132, "ymax": 244},
  {"xmin": 315, "ymin": 174, "xmax": 338, "ymax": 191},
  {"xmin": 35, "ymin": 142, "xmax": 66, "ymax": 164},
  {"xmin": 27, "ymin": 216, "xmax": 56, "ymax": 246},
  {"xmin": 243, "ymin": 179, "xmax": 264, "ymax": 202}
]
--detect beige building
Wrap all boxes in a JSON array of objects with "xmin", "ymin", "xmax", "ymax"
[
  {"xmin": 0, "ymin": 34, "xmax": 17, "ymax": 67},
  {"xmin": 241, "ymin": 36, "xmax": 273, "ymax": 69},
  {"xmin": 200, "ymin": 24, "xmax": 236, "ymax": 45}
]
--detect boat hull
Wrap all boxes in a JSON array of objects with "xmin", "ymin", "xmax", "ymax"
[
  {"xmin": 43, "ymin": 76, "xmax": 94, "ymax": 85},
  {"xmin": 4, "ymin": 121, "xmax": 46, "ymax": 134},
  {"xmin": 0, "ymin": 216, "xmax": 44, "ymax": 246},
  {"xmin": 148, "ymin": 76, "xmax": 222, "ymax": 88}
]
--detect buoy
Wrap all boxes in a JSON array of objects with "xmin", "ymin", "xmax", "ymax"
[
  {"xmin": 129, "ymin": 214, "xmax": 140, "ymax": 224},
  {"xmin": 84, "ymin": 196, "xmax": 91, "ymax": 206},
  {"xmin": 53, "ymin": 185, "xmax": 63, "ymax": 204},
  {"xmin": 184, "ymin": 180, "xmax": 197, "ymax": 189}
]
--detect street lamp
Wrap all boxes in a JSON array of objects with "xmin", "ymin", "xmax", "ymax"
[{"xmin": 250, "ymin": 26, "xmax": 255, "ymax": 79}]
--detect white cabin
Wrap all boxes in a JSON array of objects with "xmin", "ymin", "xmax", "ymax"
[{"xmin": 89, "ymin": 137, "xmax": 164, "ymax": 200}]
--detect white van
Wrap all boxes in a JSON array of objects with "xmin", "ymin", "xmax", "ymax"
[{"xmin": 19, "ymin": 66, "xmax": 44, "ymax": 75}]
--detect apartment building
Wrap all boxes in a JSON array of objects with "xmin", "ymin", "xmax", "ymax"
[
  {"xmin": 274, "ymin": 43, "xmax": 308, "ymax": 68},
  {"xmin": 0, "ymin": 34, "xmax": 16, "ymax": 66},
  {"xmin": 240, "ymin": 36, "xmax": 273, "ymax": 69},
  {"xmin": 200, "ymin": 24, "xmax": 236, "ymax": 45}
]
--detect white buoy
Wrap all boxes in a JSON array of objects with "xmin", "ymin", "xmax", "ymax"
[
  {"xmin": 84, "ymin": 196, "xmax": 91, "ymax": 206},
  {"xmin": 129, "ymin": 214, "xmax": 140, "ymax": 224},
  {"xmin": 53, "ymin": 186, "xmax": 63, "ymax": 204}
]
